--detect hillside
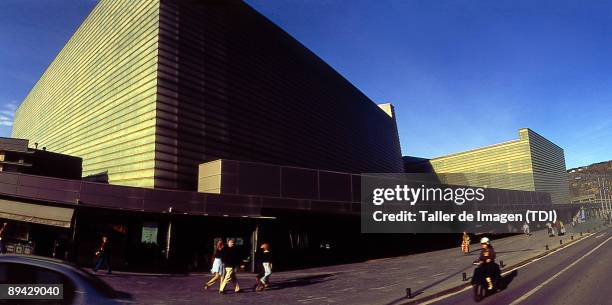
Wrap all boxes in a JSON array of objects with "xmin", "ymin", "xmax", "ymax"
[{"xmin": 568, "ymin": 160, "xmax": 612, "ymax": 203}]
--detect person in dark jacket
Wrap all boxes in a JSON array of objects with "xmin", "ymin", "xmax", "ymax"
[
  {"xmin": 255, "ymin": 243, "xmax": 273, "ymax": 292},
  {"xmin": 478, "ymin": 237, "xmax": 499, "ymax": 290},
  {"xmin": 93, "ymin": 235, "xmax": 111, "ymax": 274},
  {"xmin": 0, "ymin": 223, "xmax": 8, "ymax": 254},
  {"xmin": 219, "ymin": 239, "xmax": 243, "ymax": 293}
]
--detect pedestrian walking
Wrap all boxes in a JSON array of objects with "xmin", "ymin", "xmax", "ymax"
[
  {"xmin": 559, "ymin": 221, "xmax": 566, "ymax": 236},
  {"xmin": 461, "ymin": 232, "xmax": 471, "ymax": 254},
  {"xmin": 255, "ymin": 243, "xmax": 273, "ymax": 291},
  {"xmin": 93, "ymin": 235, "xmax": 112, "ymax": 274},
  {"xmin": 219, "ymin": 239, "xmax": 243, "ymax": 294},
  {"xmin": 546, "ymin": 222, "xmax": 554, "ymax": 237},
  {"xmin": 522, "ymin": 222, "xmax": 531, "ymax": 236},
  {"xmin": 204, "ymin": 240, "xmax": 225, "ymax": 290},
  {"xmin": 0, "ymin": 223, "xmax": 8, "ymax": 254},
  {"xmin": 53, "ymin": 239, "xmax": 67, "ymax": 259}
]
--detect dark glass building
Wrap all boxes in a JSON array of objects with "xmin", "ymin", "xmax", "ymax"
[
  {"xmin": 13, "ymin": 0, "xmax": 404, "ymax": 190},
  {"xmin": 6, "ymin": 0, "xmax": 575, "ymax": 273}
]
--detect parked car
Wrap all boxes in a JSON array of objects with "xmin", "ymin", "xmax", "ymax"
[{"xmin": 0, "ymin": 255, "xmax": 132, "ymax": 305}]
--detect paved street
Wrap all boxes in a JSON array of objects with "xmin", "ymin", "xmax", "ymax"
[
  {"xmin": 421, "ymin": 227, "xmax": 612, "ymax": 305},
  {"xmin": 97, "ymin": 220, "xmax": 610, "ymax": 305}
]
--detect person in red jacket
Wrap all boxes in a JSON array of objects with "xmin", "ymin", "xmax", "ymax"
[{"xmin": 93, "ymin": 235, "xmax": 111, "ymax": 274}]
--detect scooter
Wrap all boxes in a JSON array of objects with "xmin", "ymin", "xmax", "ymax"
[{"xmin": 471, "ymin": 260, "xmax": 501, "ymax": 302}]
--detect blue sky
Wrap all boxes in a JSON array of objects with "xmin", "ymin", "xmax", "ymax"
[{"xmin": 1, "ymin": 0, "xmax": 610, "ymax": 169}]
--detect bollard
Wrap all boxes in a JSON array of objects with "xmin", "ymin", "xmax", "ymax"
[
  {"xmin": 500, "ymin": 260, "xmax": 504, "ymax": 268},
  {"xmin": 462, "ymin": 272, "xmax": 467, "ymax": 281},
  {"xmin": 406, "ymin": 288, "xmax": 412, "ymax": 298},
  {"xmin": 560, "ymin": 239, "xmax": 563, "ymax": 245},
  {"xmin": 580, "ymin": 232, "xmax": 583, "ymax": 236},
  {"xmin": 545, "ymin": 244, "xmax": 549, "ymax": 250},
  {"xmin": 571, "ymin": 235, "xmax": 574, "ymax": 240}
]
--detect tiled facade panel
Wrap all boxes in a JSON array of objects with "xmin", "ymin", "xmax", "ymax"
[
  {"xmin": 14, "ymin": 0, "xmax": 404, "ymax": 191},
  {"xmin": 525, "ymin": 129, "xmax": 570, "ymax": 204},
  {"xmin": 428, "ymin": 137, "xmax": 535, "ymax": 191},
  {"xmin": 12, "ymin": 0, "xmax": 161, "ymax": 188},
  {"xmin": 427, "ymin": 128, "xmax": 570, "ymax": 203},
  {"xmin": 154, "ymin": 0, "xmax": 403, "ymax": 189}
]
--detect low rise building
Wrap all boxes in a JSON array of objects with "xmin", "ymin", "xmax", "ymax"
[{"xmin": 0, "ymin": 137, "xmax": 81, "ymax": 180}]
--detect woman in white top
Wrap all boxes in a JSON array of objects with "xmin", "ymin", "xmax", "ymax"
[{"xmin": 204, "ymin": 240, "xmax": 225, "ymax": 290}]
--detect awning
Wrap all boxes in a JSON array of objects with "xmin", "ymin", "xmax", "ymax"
[{"xmin": 0, "ymin": 199, "xmax": 74, "ymax": 228}]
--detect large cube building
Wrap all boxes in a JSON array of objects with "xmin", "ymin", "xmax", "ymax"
[
  {"xmin": 12, "ymin": 0, "xmax": 403, "ymax": 190},
  {"xmin": 404, "ymin": 128, "xmax": 570, "ymax": 204}
]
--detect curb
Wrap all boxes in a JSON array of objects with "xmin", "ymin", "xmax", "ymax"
[{"xmin": 399, "ymin": 226, "xmax": 609, "ymax": 305}]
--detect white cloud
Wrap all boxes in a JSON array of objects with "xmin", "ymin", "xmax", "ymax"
[{"xmin": 0, "ymin": 102, "xmax": 17, "ymax": 127}]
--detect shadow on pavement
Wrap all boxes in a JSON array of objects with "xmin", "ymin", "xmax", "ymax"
[
  {"xmin": 383, "ymin": 263, "xmax": 475, "ymax": 305},
  {"xmin": 265, "ymin": 273, "xmax": 335, "ymax": 291},
  {"xmin": 498, "ymin": 270, "xmax": 518, "ymax": 290}
]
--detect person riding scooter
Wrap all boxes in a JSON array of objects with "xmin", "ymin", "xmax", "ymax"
[{"xmin": 475, "ymin": 237, "xmax": 500, "ymax": 290}]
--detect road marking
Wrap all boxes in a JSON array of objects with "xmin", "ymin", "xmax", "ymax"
[
  {"xmin": 499, "ymin": 232, "xmax": 593, "ymax": 274},
  {"xmin": 508, "ymin": 234, "xmax": 611, "ymax": 305},
  {"xmin": 298, "ymin": 296, "xmax": 328, "ymax": 302},
  {"xmin": 369, "ymin": 283, "xmax": 400, "ymax": 290},
  {"xmin": 415, "ymin": 232, "xmax": 598, "ymax": 305}
]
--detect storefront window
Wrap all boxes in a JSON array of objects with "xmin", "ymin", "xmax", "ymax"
[{"xmin": 141, "ymin": 222, "xmax": 158, "ymax": 244}]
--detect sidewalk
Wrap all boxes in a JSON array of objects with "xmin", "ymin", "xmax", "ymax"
[{"xmin": 99, "ymin": 219, "xmax": 610, "ymax": 305}]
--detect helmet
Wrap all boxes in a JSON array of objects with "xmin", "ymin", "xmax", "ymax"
[{"xmin": 480, "ymin": 237, "xmax": 490, "ymax": 244}]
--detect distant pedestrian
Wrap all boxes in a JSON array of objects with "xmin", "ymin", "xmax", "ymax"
[
  {"xmin": 255, "ymin": 243, "xmax": 273, "ymax": 291},
  {"xmin": 219, "ymin": 239, "xmax": 243, "ymax": 294},
  {"xmin": 53, "ymin": 239, "xmax": 67, "ymax": 260},
  {"xmin": 0, "ymin": 223, "xmax": 8, "ymax": 254},
  {"xmin": 553, "ymin": 220, "xmax": 561, "ymax": 234},
  {"xmin": 522, "ymin": 222, "xmax": 531, "ymax": 236},
  {"xmin": 559, "ymin": 221, "xmax": 566, "ymax": 236},
  {"xmin": 93, "ymin": 235, "xmax": 111, "ymax": 274},
  {"xmin": 461, "ymin": 232, "xmax": 471, "ymax": 254},
  {"xmin": 204, "ymin": 240, "xmax": 225, "ymax": 290},
  {"xmin": 546, "ymin": 222, "xmax": 554, "ymax": 237}
]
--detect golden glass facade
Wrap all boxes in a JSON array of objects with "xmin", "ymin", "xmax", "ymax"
[
  {"xmin": 13, "ymin": 0, "xmax": 160, "ymax": 187},
  {"xmin": 13, "ymin": 0, "xmax": 404, "ymax": 190},
  {"xmin": 425, "ymin": 128, "xmax": 570, "ymax": 204}
]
